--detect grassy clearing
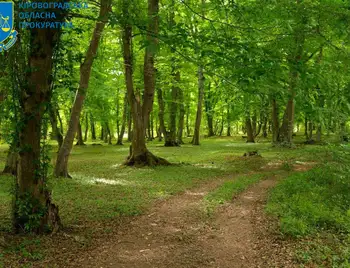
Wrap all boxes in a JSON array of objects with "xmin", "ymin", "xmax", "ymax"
[
  {"xmin": 266, "ymin": 145, "xmax": 350, "ymax": 267},
  {"xmin": 203, "ymin": 172, "xmax": 270, "ymax": 216},
  {"xmin": 0, "ymin": 136, "xmax": 331, "ymax": 267}
]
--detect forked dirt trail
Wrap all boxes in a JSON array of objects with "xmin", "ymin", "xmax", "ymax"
[{"xmin": 70, "ymin": 173, "xmax": 295, "ymax": 268}]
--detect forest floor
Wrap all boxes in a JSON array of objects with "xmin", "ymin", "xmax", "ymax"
[
  {"xmin": 67, "ymin": 169, "xmax": 303, "ymax": 268},
  {"xmin": 0, "ymin": 136, "xmax": 344, "ymax": 267}
]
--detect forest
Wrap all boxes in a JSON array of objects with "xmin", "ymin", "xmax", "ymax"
[{"xmin": 0, "ymin": 0, "xmax": 350, "ymax": 267}]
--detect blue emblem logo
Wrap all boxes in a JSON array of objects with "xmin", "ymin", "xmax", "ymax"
[{"xmin": 0, "ymin": 1, "xmax": 17, "ymax": 51}]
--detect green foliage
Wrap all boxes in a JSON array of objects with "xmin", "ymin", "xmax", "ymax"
[{"xmin": 15, "ymin": 193, "xmax": 47, "ymax": 233}]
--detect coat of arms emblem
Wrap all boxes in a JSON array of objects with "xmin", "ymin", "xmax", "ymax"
[{"xmin": 0, "ymin": 2, "xmax": 17, "ymax": 51}]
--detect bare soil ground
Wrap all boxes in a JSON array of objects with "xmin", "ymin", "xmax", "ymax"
[{"xmin": 67, "ymin": 172, "xmax": 298, "ymax": 268}]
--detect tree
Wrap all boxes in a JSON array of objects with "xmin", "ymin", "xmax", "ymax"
[
  {"xmin": 54, "ymin": 0, "xmax": 111, "ymax": 177},
  {"xmin": 13, "ymin": 3, "xmax": 68, "ymax": 233},
  {"xmin": 122, "ymin": 0, "xmax": 169, "ymax": 166}
]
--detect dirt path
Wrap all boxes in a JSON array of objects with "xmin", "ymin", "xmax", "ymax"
[{"xmin": 68, "ymin": 173, "xmax": 295, "ymax": 268}]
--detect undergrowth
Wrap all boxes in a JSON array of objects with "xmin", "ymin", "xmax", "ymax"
[{"xmin": 266, "ymin": 145, "xmax": 350, "ymax": 267}]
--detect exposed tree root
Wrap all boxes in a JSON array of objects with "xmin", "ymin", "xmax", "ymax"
[
  {"xmin": 164, "ymin": 140, "xmax": 180, "ymax": 147},
  {"xmin": 54, "ymin": 170, "xmax": 73, "ymax": 179},
  {"xmin": 124, "ymin": 150, "xmax": 171, "ymax": 167}
]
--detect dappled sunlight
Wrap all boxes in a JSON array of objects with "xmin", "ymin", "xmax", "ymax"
[
  {"xmin": 71, "ymin": 173, "xmax": 138, "ymax": 186},
  {"xmin": 111, "ymin": 163, "xmax": 122, "ymax": 168},
  {"xmin": 193, "ymin": 163, "xmax": 222, "ymax": 170},
  {"xmin": 152, "ymin": 190, "xmax": 170, "ymax": 199}
]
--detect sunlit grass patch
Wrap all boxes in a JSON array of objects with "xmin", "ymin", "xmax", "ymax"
[{"xmin": 203, "ymin": 172, "xmax": 271, "ymax": 216}]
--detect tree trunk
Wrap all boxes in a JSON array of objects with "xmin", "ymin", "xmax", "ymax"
[
  {"xmin": 122, "ymin": 0, "xmax": 169, "ymax": 166},
  {"xmin": 14, "ymin": 9, "xmax": 67, "ymax": 233},
  {"xmin": 91, "ymin": 114, "xmax": 96, "ymax": 140},
  {"xmin": 227, "ymin": 105, "xmax": 231, "ymax": 136},
  {"xmin": 308, "ymin": 121, "xmax": 313, "ymax": 141},
  {"xmin": 177, "ymin": 86, "xmax": 185, "ymax": 144},
  {"xmin": 204, "ymin": 83, "xmax": 215, "ymax": 137},
  {"xmin": 192, "ymin": 66, "xmax": 205, "ymax": 145},
  {"xmin": 254, "ymin": 121, "xmax": 262, "ymax": 137},
  {"xmin": 116, "ymin": 88, "xmax": 120, "ymax": 139},
  {"xmin": 304, "ymin": 117, "xmax": 309, "ymax": 139},
  {"xmin": 271, "ymin": 99, "xmax": 280, "ymax": 143},
  {"xmin": 166, "ymin": 70, "xmax": 179, "ymax": 146},
  {"xmin": 316, "ymin": 125, "xmax": 321, "ymax": 142},
  {"xmin": 117, "ymin": 91, "xmax": 128, "ymax": 145},
  {"xmin": 100, "ymin": 125, "xmax": 104, "ymax": 140},
  {"xmin": 340, "ymin": 121, "xmax": 347, "ymax": 143},
  {"xmin": 262, "ymin": 116, "xmax": 268, "ymax": 138},
  {"xmin": 48, "ymin": 103, "xmax": 63, "ymax": 148},
  {"xmin": 75, "ymin": 122, "xmax": 85, "ymax": 146},
  {"xmin": 246, "ymin": 117, "xmax": 255, "ymax": 143},
  {"xmin": 55, "ymin": 0, "xmax": 111, "ymax": 177},
  {"xmin": 127, "ymin": 108, "xmax": 132, "ymax": 142},
  {"xmin": 3, "ymin": 142, "xmax": 18, "ymax": 175},
  {"xmin": 219, "ymin": 112, "xmax": 224, "ymax": 136},
  {"xmin": 186, "ymin": 103, "xmax": 190, "ymax": 136},
  {"xmin": 84, "ymin": 113, "xmax": 89, "ymax": 142},
  {"xmin": 252, "ymin": 113, "xmax": 257, "ymax": 137},
  {"xmin": 106, "ymin": 123, "xmax": 112, "ymax": 145},
  {"xmin": 157, "ymin": 87, "xmax": 167, "ymax": 140},
  {"xmin": 278, "ymin": 5, "xmax": 305, "ymax": 146},
  {"xmin": 103, "ymin": 123, "xmax": 108, "ymax": 143}
]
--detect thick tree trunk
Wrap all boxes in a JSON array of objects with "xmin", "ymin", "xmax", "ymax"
[
  {"xmin": 14, "ymin": 8, "xmax": 67, "ymax": 233},
  {"xmin": 117, "ymin": 91, "xmax": 128, "ymax": 145},
  {"xmin": 55, "ymin": 0, "xmax": 111, "ymax": 177},
  {"xmin": 122, "ymin": 0, "xmax": 169, "ymax": 166},
  {"xmin": 246, "ymin": 117, "xmax": 255, "ymax": 143},
  {"xmin": 192, "ymin": 66, "xmax": 205, "ymax": 145}
]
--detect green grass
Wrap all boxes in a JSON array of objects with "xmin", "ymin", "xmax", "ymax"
[
  {"xmin": 0, "ymin": 135, "xmax": 333, "ymax": 266},
  {"xmin": 0, "ymin": 136, "xmax": 327, "ymax": 229},
  {"xmin": 266, "ymin": 145, "xmax": 350, "ymax": 267},
  {"xmin": 204, "ymin": 172, "xmax": 268, "ymax": 214}
]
